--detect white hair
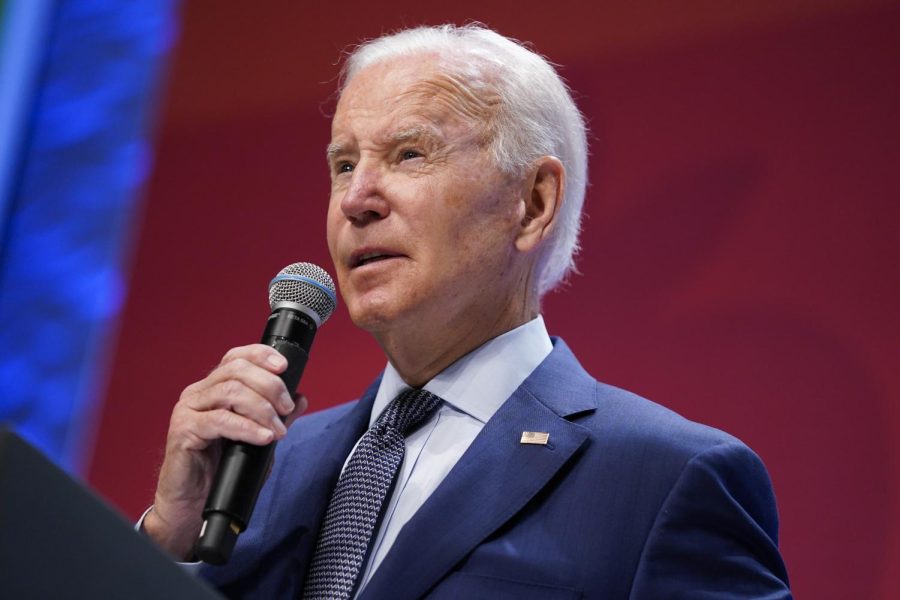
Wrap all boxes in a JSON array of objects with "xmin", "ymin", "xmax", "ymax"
[{"xmin": 340, "ymin": 24, "xmax": 588, "ymax": 298}]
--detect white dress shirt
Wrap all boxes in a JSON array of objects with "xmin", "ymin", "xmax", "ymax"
[{"xmin": 354, "ymin": 316, "xmax": 552, "ymax": 593}]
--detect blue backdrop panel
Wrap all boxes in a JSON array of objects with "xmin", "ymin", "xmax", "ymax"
[{"xmin": 0, "ymin": 0, "xmax": 179, "ymax": 472}]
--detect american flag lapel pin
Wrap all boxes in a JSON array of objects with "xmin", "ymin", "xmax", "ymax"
[{"xmin": 520, "ymin": 431, "xmax": 550, "ymax": 445}]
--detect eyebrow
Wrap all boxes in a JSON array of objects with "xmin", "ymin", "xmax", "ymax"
[
  {"xmin": 325, "ymin": 142, "xmax": 344, "ymax": 164},
  {"xmin": 387, "ymin": 125, "xmax": 442, "ymax": 146}
]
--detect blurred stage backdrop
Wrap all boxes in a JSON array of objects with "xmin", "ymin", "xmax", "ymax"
[{"xmin": 0, "ymin": 1, "xmax": 897, "ymax": 598}]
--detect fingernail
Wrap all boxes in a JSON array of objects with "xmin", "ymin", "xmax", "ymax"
[
  {"xmin": 281, "ymin": 391, "xmax": 296, "ymax": 413},
  {"xmin": 258, "ymin": 427, "xmax": 274, "ymax": 442},
  {"xmin": 272, "ymin": 416, "xmax": 287, "ymax": 436},
  {"xmin": 267, "ymin": 353, "xmax": 287, "ymax": 369}
]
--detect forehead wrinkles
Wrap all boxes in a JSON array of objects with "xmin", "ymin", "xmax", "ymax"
[{"xmin": 400, "ymin": 72, "xmax": 500, "ymax": 142}]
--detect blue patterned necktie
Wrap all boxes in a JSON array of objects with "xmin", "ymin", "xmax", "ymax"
[{"xmin": 302, "ymin": 388, "xmax": 443, "ymax": 600}]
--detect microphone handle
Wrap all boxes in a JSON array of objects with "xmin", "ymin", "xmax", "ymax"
[{"xmin": 194, "ymin": 306, "xmax": 318, "ymax": 565}]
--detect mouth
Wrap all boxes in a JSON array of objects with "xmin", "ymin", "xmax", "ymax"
[{"xmin": 350, "ymin": 249, "xmax": 404, "ymax": 269}]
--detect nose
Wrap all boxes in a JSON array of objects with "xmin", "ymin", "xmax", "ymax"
[{"xmin": 340, "ymin": 161, "xmax": 389, "ymax": 226}]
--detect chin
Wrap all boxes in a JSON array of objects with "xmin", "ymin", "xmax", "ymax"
[
  {"xmin": 345, "ymin": 295, "xmax": 404, "ymax": 333},
  {"xmin": 342, "ymin": 275, "xmax": 427, "ymax": 331}
]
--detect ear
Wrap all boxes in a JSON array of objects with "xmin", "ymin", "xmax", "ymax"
[{"xmin": 515, "ymin": 156, "xmax": 565, "ymax": 253}]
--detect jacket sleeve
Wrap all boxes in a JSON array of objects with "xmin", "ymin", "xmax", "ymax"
[{"xmin": 629, "ymin": 441, "xmax": 792, "ymax": 599}]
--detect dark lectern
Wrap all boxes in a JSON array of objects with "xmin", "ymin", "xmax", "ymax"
[{"xmin": 0, "ymin": 428, "xmax": 224, "ymax": 599}]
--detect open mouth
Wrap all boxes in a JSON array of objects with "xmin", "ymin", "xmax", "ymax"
[{"xmin": 351, "ymin": 251, "xmax": 401, "ymax": 268}]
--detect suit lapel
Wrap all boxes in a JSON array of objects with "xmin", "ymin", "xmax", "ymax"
[
  {"xmin": 361, "ymin": 340, "xmax": 596, "ymax": 599},
  {"xmin": 262, "ymin": 380, "xmax": 380, "ymax": 563}
]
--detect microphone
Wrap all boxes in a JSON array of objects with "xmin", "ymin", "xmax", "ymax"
[{"xmin": 194, "ymin": 262, "xmax": 337, "ymax": 565}]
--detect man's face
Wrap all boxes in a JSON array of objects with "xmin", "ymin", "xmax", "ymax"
[{"xmin": 326, "ymin": 55, "xmax": 528, "ymax": 338}]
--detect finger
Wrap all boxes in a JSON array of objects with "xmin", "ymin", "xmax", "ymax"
[
  {"xmin": 199, "ymin": 378, "xmax": 289, "ymax": 437},
  {"xmin": 168, "ymin": 398, "xmax": 283, "ymax": 453},
  {"xmin": 215, "ymin": 358, "xmax": 295, "ymax": 415},
  {"xmin": 192, "ymin": 408, "xmax": 280, "ymax": 447},
  {"xmin": 220, "ymin": 344, "xmax": 288, "ymax": 374},
  {"xmin": 185, "ymin": 358, "xmax": 296, "ymax": 416},
  {"xmin": 284, "ymin": 393, "xmax": 309, "ymax": 429}
]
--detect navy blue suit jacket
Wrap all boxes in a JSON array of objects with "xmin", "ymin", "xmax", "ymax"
[{"xmin": 199, "ymin": 339, "xmax": 791, "ymax": 598}]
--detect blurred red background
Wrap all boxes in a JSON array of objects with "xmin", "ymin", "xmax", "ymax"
[{"xmin": 88, "ymin": 1, "xmax": 900, "ymax": 598}]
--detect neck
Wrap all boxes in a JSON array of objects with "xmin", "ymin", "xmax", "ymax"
[{"xmin": 374, "ymin": 292, "xmax": 539, "ymax": 388}]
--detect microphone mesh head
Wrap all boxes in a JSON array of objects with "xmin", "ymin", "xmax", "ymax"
[{"xmin": 268, "ymin": 262, "xmax": 337, "ymax": 324}]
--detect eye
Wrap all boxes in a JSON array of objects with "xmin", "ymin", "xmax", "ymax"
[
  {"xmin": 337, "ymin": 162, "xmax": 354, "ymax": 174},
  {"xmin": 400, "ymin": 149, "xmax": 422, "ymax": 161}
]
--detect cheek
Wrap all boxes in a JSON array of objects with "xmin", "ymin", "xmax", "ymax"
[
  {"xmin": 455, "ymin": 188, "xmax": 519, "ymax": 245},
  {"xmin": 325, "ymin": 200, "xmax": 342, "ymax": 253}
]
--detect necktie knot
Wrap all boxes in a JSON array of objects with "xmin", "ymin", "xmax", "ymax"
[{"xmin": 375, "ymin": 387, "xmax": 442, "ymax": 436}]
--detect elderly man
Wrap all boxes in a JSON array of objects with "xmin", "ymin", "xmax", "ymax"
[{"xmin": 144, "ymin": 25, "xmax": 791, "ymax": 599}]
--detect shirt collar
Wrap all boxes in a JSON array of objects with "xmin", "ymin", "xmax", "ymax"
[{"xmin": 370, "ymin": 316, "xmax": 553, "ymax": 426}]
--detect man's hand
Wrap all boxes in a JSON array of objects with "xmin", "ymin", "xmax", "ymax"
[{"xmin": 143, "ymin": 344, "xmax": 307, "ymax": 560}]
